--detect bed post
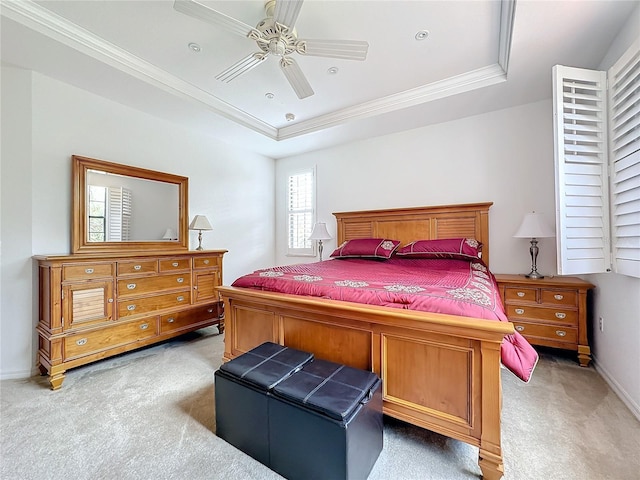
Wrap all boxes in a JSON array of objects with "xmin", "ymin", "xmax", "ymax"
[{"xmin": 478, "ymin": 339, "xmax": 504, "ymax": 480}]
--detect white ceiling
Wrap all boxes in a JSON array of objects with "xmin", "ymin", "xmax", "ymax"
[{"xmin": 1, "ymin": 0, "xmax": 637, "ymax": 158}]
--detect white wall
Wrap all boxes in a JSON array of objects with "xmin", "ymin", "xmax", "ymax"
[
  {"xmin": 275, "ymin": 97, "xmax": 639, "ymax": 418},
  {"xmin": 0, "ymin": 67, "xmax": 275, "ymax": 379},
  {"xmin": 276, "ymin": 99, "xmax": 558, "ymax": 277}
]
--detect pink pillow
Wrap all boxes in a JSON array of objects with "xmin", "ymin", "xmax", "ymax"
[
  {"xmin": 395, "ymin": 238, "xmax": 482, "ymax": 260},
  {"xmin": 330, "ymin": 238, "xmax": 400, "ymax": 259}
]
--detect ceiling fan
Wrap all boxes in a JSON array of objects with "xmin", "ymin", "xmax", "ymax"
[{"xmin": 173, "ymin": 0, "xmax": 369, "ymax": 99}]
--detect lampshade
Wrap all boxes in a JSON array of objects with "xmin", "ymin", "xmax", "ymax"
[
  {"xmin": 308, "ymin": 222, "xmax": 332, "ymax": 240},
  {"xmin": 162, "ymin": 228, "xmax": 177, "ymax": 240},
  {"xmin": 514, "ymin": 213, "xmax": 555, "ymax": 239},
  {"xmin": 189, "ymin": 215, "xmax": 212, "ymax": 231}
]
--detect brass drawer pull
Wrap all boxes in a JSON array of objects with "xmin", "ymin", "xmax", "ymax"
[
  {"xmin": 134, "ymin": 265, "xmax": 142, "ymax": 271},
  {"xmin": 177, "ymin": 277, "xmax": 184, "ymax": 283},
  {"xmin": 127, "ymin": 283, "xmax": 136, "ymax": 290},
  {"xmin": 515, "ymin": 325, "xmax": 525, "ymax": 332},
  {"xmin": 167, "ymin": 317, "xmax": 175, "ymax": 323},
  {"xmin": 76, "ymin": 338, "xmax": 88, "ymax": 346},
  {"xmin": 204, "ymin": 259, "xmax": 210, "ymax": 265},
  {"xmin": 554, "ymin": 294, "xmax": 564, "ymax": 300},
  {"xmin": 515, "ymin": 308, "xmax": 525, "ymax": 315},
  {"xmin": 85, "ymin": 268, "xmax": 94, "ymax": 274},
  {"xmin": 556, "ymin": 330, "xmax": 567, "ymax": 337},
  {"xmin": 555, "ymin": 312, "xmax": 566, "ymax": 319},
  {"xmin": 517, "ymin": 292, "xmax": 525, "ymax": 297},
  {"xmin": 177, "ymin": 296, "xmax": 185, "ymax": 302},
  {"xmin": 172, "ymin": 262, "xmax": 179, "ymax": 267},
  {"xmin": 207, "ymin": 308, "xmax": 213, "ymax": 313},
  {"xmin": 127, "ymin": 305, "xmax": 136, "ymax": 311},
  {"xmin": 140, "ymin": 323, "xmax": 149, "ymax": 330}
]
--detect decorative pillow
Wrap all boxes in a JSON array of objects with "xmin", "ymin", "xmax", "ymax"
[
  {"xmin": 395, "ymin": 238, "xmax": 482, "ymax": 260},
  {"xmin": 330, "ymin": 238, "xmax": 401, "ymax": 259}
]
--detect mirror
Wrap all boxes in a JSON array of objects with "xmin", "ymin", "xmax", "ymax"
[{"xmin": 72, "ymin": 155, "xmax": 189, "ymax": 254}]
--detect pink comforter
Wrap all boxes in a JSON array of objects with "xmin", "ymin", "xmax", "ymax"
[{"xmin": 232, "ymin": 257, "xmax": 538, "ymax": 382}]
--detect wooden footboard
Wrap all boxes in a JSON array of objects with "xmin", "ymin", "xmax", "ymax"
[{"xmin": 218, "ymin": 285, "xmax": 513, "ymax": 480}]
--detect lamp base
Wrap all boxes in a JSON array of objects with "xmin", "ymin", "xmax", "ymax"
[{"xmin": 524, "ymin": 271, "xmax": 545, "ymax": 279}]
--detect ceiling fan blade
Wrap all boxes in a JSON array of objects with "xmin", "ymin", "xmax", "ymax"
[
  {"xmin": 272, "ymin": 0, "xmax": 304, "ymax": 29},
  {"xmin": 216, "ymin": 53, "xmax": 269, "ymax": 83},
  {"xmin": 280, "ymin": 57, "xmax": 314, "ymax": 99},
  {"xmin": 173, "ymin": 0, "xmax": 254, "ymax": 37},
  {"xmin": 299, "ymin": 39, "xmax": 369, "ymax": 61}
]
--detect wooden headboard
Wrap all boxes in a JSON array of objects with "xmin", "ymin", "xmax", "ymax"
[{"xmin": 333, "ymin": 202, "xmax": 493, "ymax": 267}]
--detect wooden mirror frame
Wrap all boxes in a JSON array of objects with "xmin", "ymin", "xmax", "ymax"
[{"xmin": 72, "ymin": 155, "xmax": 189, "ymax": 254}]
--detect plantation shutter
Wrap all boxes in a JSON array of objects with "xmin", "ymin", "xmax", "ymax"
[
  {"xmin": 552, "ymin": 65, "xmax": 611, "ymax": 275},
  {"xmin": 287, "ymin": 168, "xmax": 315, "ymax": 256},
  {"xmin": 107, "ymin": 187, "xmax": 132, "ymax": 241},
  {"xmin": 608, "ymin": 39, "xmax": 640, "ymax": 278}
]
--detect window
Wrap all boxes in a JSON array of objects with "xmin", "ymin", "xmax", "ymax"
[
  {"xmin": 88, "ymin": 185, "xmax": 106, "ymax": 242},
  {"xmin": 553, "ymin": 39, "xmax": 640, "ymax": 278},
  {"xmin": 286, "ymin": 168, "xmax": 315, "ymax": 256}
]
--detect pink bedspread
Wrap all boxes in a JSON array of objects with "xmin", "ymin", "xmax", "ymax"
[{"xmin": 232, "ymin": 257, "xmax": 538, "ymax": 382}]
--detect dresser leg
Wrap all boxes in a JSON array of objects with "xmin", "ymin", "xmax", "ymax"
[
  {"xmin": 49, "ymin": 372, "xmax": 65, "ymax": 390},
  {"xmin": 578, "ymin": 345, "xmax": 592, "ymax": 367},
  {"xmin": 478, "ymin": 451, "xmax": 504, "ymax": 480},
  {"xmin": 218, "ymin": 319, "xmax": 225, "ymax": 334}
]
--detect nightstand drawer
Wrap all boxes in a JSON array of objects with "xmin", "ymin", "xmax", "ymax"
[
  {"xmin": 540, "ymin": 289, "xmax": 577, "ymax": 307},
  {"xmin": 512, "ymin": 321, "xmax": 577, "ymax": 344},
  {"xmin": 506, "ymin": 305, "xmax": 577, "ymax": 325},
  {"xmin": 505, "ymin": 287, "xmax": 537, "ymax": 303}
]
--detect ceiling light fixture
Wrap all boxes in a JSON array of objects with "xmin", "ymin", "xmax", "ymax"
[
  {"xmin": 188, "ymin": 42, "xmax": 201, "ymax": 53},
  {"xmin": 415, "ymin": 30, "xmax": 429, "ymax": 41},
  {"xmin": 265, "ymin": 92, "xmax": 275, "ymax": 99},
  {"xmin": 327, "ymin": 67, "xmax": 338, "ymax": 75},
  {"xmin": 285, "ymin": 113, "xmax": 295, "ymax": 121}
]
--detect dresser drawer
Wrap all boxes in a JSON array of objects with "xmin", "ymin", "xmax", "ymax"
[
  {"xmin": 193, "ymin": 256, "xmax": 221, "ymax": 270},
  {"xmin": 506, "ymin": 305, "xmax": 577, "ymax": 325},
  {"xmin": 159, "ymin": 258, "xmax": 191, "ymax": 272},
  {"xmin": 504, "ymin": 287, "xmax": 537, "ymax": 303},
  {"xmin": 118, "ymin": 290, "xmax": 191, "ymax": 318},
  {"xmin": 63, "ymin": 263, "xmax": 114, "ymax": 281},
  {"xmin": 64, "ymin": 318, "xmax": 157, "ymax": 360},
  {"xmin": 160, "ymin": 303, "xmax": 222, "ymax": 334},
  {"xmin": 512, "ymin": 321, "xmax": 578, "ymax": 345},
  {"xmin": 117, "ymin": 273, "xmax": 190, "ymax": 298},
  {"xmin": 540, "ymin": 289, "xmax": 577, "ymax": 307},
  {"xmin": 117, "ymin": 259, "xmax": 158, "ymax": 276}
]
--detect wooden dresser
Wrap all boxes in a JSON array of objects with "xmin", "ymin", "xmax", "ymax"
[
  {"xmin": 495, "ymin": 274, "xmax": 594, "ymax": 367},
  {"xmin": 35, "ymin": 249, "xmax": 226, "ymax": 389}
]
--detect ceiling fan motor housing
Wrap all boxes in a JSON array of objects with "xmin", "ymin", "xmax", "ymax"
[{"xmin": 253, "ymin": 17, "xmax": 300, "ymax": 57}]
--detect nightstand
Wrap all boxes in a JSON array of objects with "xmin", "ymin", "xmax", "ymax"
[{"xmin": 494, "ymin": 274, "xmax": 595, "ymax": 367}]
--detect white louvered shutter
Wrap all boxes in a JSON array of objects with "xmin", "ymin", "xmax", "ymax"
[
  {"xmin": 107, "ymin": 187, "xmax": 132, "ymax": 241},
  {"xmin": 553, "ymin": 65, "xmax": 611, "ymax": 275},
  {"xmin": 608, "ymin": 39, "xmax": 640, "ymax": 278},
  {"xmin": 286, "ymin": 168, "xmax": 315, "ymax": 256}
]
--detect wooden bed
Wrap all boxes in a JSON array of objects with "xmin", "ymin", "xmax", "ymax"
[{"xmin": 217, "ymin": 202, "xmax": 512, "ymax": 480}]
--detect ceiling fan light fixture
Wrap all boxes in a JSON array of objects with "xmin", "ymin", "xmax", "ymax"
[{"xmin": 188, "ymin": 42, "xmax": 201, "ymax": 52}]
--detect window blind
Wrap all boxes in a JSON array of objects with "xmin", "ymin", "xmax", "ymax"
[{"xmin": 608, "ymin": 39, "xmax": 640, "ymax": 278}]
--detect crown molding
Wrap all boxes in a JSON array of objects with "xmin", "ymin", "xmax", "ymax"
[{"xmin": 2, "ymin": 0, "xmax": 515, "ymax": 143}]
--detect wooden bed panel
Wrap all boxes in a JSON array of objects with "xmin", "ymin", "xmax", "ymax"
[{"xmin": 281, "ymin": 316, "xmax": 372, "ymax": 371}]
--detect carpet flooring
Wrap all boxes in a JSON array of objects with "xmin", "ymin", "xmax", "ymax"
[{"xmin": 1, "ymin": 327, "xmax": 638, "ymax": 479}]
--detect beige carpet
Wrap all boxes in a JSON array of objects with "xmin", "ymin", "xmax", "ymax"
[{"xmin": 1, "ymin": 327, "xmax": 638, "ymax": 479}]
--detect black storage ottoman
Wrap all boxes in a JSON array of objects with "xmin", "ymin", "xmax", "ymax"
[
  {"xmin": 214, "ymin": 342, "xmax": 314, "ymax": 466},
  {"xmin": 269, "ymin": 359, "xmax": 383, "ymax": 480}
]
